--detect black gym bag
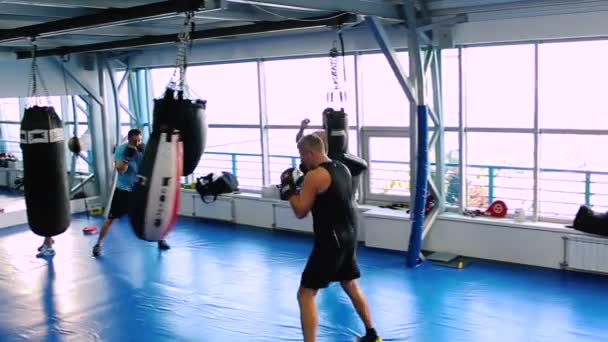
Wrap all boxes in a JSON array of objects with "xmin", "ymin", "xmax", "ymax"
[
  {"xmin": 195, "ymin": 171, "xmax": 239, "ymax": 203},
  {"xmin": 568, "ymin": 205, "xmax": 608, "ymax": 237}
]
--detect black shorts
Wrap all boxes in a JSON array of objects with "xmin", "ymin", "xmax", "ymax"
[
  {"xmin": 108, "ymin": 188, "xmax": 131, "ymax": 219},
  {"xmin": 300, "ymin": 229, "xmax": 361, "ymax": 289}
]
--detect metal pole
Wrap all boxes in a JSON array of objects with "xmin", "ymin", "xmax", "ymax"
[
  {"xmin": 354, "ymin": 52, "xmax": 365, "ymax": 202},
  {"xmin": 105, "ymin": 59, "xmax": 123, "ymax": 145},
  {"xmin": 69, "ymin": 96, "xmax": 78, "ymax": 190},
  {"xmin": 97, "ymin": 55, "xmax": 113, "ymax": 206},
  {"xmin": 431, "ymin": 48, "xmax": 445, "ymax": 212},
  {"xmin": 257, "ymin": 59, "xmax": 271, "ymax": 186},
  {"xmin": 70, "ymin": 173, "xmax": 96, "ymax": 195},
  {"xmin": 533, "ymin": 42, "xmax": 540, "ymax": 221},
  {"xmin": 458, "ymin": 47, "xmax": 467, "ymax": 214}
]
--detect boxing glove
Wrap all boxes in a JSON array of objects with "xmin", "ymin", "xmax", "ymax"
[
  {"xmin": 280, "ymin": 167, "xmax": 302, "ymax": 200},
  {"xmin": 137, "ymin": 143, "xmax": 146, "ymax": 153},
  {"xmin": 124, "ymin": 145, "xmax": 138, "ymax": 162}
]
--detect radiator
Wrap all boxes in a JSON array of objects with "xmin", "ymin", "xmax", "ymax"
[{"xmin": 561, "ymin": 235, "xmax": 608, "ymax": 274}]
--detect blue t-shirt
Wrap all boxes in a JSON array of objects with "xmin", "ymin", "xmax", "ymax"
[{"xmin": 115, "ymin": 144, "xmax": 142, "ymax": 192}]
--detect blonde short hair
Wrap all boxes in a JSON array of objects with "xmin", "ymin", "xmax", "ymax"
[{"xmin": 297, "ymin": 134, "xmax": 325, "ymax": 154}]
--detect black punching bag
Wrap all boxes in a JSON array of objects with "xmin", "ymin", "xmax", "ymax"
[
  {"xmin": 20, "ymin": 106, "xmax": 70, "ymax": 237},
  {"xmin": 323, "ymin": 107, "xmax": 348, "ymax": 159},
  {"xmin": 153, "ymin": 88, "xmax": 207, "ymax": 177}
]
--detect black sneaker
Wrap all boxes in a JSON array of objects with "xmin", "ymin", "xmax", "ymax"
[
  {"xmin": 92, "ymin": 244, "xmax": 101, "ymax": 257},
  {"xmin": 158, "ymin": 240, "xmax": 170, "ymax": 250},
  {"xmin": 357, "ymin": 334, "xmax": 382, "ymax": 342}
]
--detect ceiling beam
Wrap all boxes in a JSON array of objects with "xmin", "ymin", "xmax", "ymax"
[
  {"xmin": 427, "ymin": 0, "xmax": 608, "ymax": 16},
  {"xmin": 0, "ymin": 0, "xmax": 154, "ymax": 9},
  {"xmin": 194, "ymin": 1, "xmax": 318, "ymax": 21},
  {"xmin": 227, "ymin": 0, "xmax": 405, "ymax": 19},
  {"xmin": 16, "ymin": 12, "xmax": 356, "ymax": 59},
  {"xmin": 0, "ymin": 15, "xmax": 235, "ymax": 38},
  {"xmin": 0, "ymin": 3, "xmax": 97, "ymax": 18},
  {"xmin": 0, "ymin": 0, "xmax": 225, "ymax": 43}
]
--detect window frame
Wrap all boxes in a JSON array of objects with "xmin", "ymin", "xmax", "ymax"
[{"xmin": 360, "ymin": 127, "xmax": 410, "ymax": 204}]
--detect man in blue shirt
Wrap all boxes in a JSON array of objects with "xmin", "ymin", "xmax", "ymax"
[{"xmin": 92, "ymin": 129, "xmax": 170, "ymax": 257}]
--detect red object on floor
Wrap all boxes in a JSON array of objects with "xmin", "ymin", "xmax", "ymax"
[{"xmin": 83, "ymin": 226, "xmax": 98, "ymax": 234}]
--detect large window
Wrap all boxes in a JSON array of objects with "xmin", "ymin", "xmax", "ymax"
[
  {"xmin": 131, "ymin": 38, "xmax": 608, "ymax": 222},
  {"xmin": 268, "ymin": 128, "xmax": 357, "ymax": 184},
  {"xmin": 196, "ymin": 128, "xmax": 262, "ymax": 190},
  {"xmin": 539, "ymin": 134, "xmax": 608, "ymax": 218},
  {"xmin": 150, "ymin": 63, "xmax": 260, "ymax": 125},
  {"xmin": 462, "ymin": 44, "xmax": 536, "ymax": 212},
  {"xmin": 265, "ymin": 56, "xmax": 356, "ymax": 127},
  {"xmin": 360, "ymin": 52, "xmax": 409, "ymax": 127},
  {"xmin": 539, "ymin": 41, "xmax": 608, "ymax": 130},
  {"xmin": 368, "ymin": 136, "xmax": 409, "ymax": 197},
  {"xmin": 463, "ymin": 45, "xmax": 535, "ymax": 129},
  {"xmin": 441, "ymin": 49, "xmax": 460, "ymax": 128},
  {"xmin": 466, "ymin": 133, "xmax": 533, "ymax": 211}
]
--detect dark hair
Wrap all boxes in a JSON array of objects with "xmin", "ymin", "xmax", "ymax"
[{"xmin": 127, "ymin": 128, "xmax": 142, "ymax": 139}]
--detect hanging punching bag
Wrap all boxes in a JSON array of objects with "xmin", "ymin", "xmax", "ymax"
[
  {"xmin": 323, "ymin": 107, "xmax": 348, "ymax": 159},
  {"xmin": 20, "ymin": 106, "xmax": 71, "ymax": 237},
  {"xmin": 153, "ymin": 88, "xmax": 207, "ymax": 177},
  {"xmin": 129, "ymin": 130, "xmax": 183, "ymax": 241}
]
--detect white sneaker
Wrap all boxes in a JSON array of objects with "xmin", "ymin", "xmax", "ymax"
[
  {"xmin": 36, "ymin": 246, "xmax": 56, "ymax": 258},
  {"xmin": 37, "ymin": 239, "xmax": 55, "ymax": 251}
]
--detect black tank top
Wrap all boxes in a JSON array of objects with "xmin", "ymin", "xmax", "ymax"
[{"xmin": 311, "ymin": 161, "xmax": 357, "ymax": 239}]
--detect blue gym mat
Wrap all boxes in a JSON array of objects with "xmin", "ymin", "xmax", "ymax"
[{"xmin": 0, "ymin": 214, "xmax": 607, "ymax": 342}]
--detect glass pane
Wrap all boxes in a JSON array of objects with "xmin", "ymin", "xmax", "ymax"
[
  {"xmin": 430, "ymin": 131, "xmax": 460, "ymax": 206},
  {"xmin": 194, "ymin": 128, "xmax": 261, "ymax": 190},
  {"xmin": 361, "ymin": 52, "xmax": 410, "ymax": 126},
  {"xmin": 265, "ymin": 56, "xmax": 356, "ymax": 126},
  {"xmin": 369, "ymin": 137, "xmax": 410, "ymax": 196},
  {"xmin": 466, "ymin": 133, "xmax": 533, "ymax": 211},
  {"xmin": 150, "ymin": 67, "xmax": 173, "ymax": 99},
  {"xmin": 463, "ymin": 45, "xmax": 535, "ymax": 128},
  {"xmin": 0, "ymin": 98, "xmax": 20, "ymax": 122},
  {"xmin": 2, "ymin": 124, "xmax": 20, "ymax": 143},
  {"xmin": 117, "ymin": 73, "xmax": 131, "ymax": 125},
  {"xmin": 441, "ymin": 49, "xmax": 459, "ymax": 127},
  {"xmin": 67, "ymin": 96, "xmax": 88, "ymax": 123},
  {"xmin": 150, "ymin": 63, "xmax": 260, "ymax": 125},
  {"xmin": 539, "ymin": 41, "xmax": 608, "ymax": 129},
  {"xmin": 539, "ymin": 134, "xmax": 608, "ymax": 219}
]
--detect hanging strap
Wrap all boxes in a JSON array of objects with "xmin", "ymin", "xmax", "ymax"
[{"xmin": 26, "ymin": 38, "xmax": 51, "ymax": 107}]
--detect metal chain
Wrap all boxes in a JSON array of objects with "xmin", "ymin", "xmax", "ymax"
[
  {"xmin": 169, "ymin": 11, "xmax": 195, "ymax": 98},
  {"xmin": 329, "ymin": 44, "xmax": 340, "ymax": 90},
  {"xmin": 26, "ymin": 40, "xmax": 50, "ymax": 107}
]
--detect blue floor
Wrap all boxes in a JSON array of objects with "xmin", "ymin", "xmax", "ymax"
[{"xmin": 1, "ymin": 214, "xmax": 608, "ymax": 342}]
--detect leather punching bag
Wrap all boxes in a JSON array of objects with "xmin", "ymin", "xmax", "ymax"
[
  {"xmin": 323, "ymin": 107, "xmax": 368, "ymax": 200},
  {"xmin": 323, "ymin": 107, "xmax": 348, "ymax": 159},
  {"xmin": 20, "ymin": 106, "xmax": 71, "ymax": 237},
  {"xmin": 153, "ymin": 88, "xmax": 207, "ymax": 177},
  {"xmin": 129, "ymin": 130, "xmax": 183, "ymax": 241}
]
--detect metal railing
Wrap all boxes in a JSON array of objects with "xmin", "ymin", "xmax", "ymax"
[{"xmin": 192, "ymin": 152, "xmax": 608, "ymax": 219}]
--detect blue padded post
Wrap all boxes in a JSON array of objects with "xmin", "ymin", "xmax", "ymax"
[{"xmin": 407, "ymin": 105, "xmax": 429, "ymax": 268}]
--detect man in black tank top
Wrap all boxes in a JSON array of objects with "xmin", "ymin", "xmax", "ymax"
[{"xmin": 280, "ymin": 134, "xmax": 382, "ymax": 342}]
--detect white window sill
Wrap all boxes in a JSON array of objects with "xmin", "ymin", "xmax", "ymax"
[{"xmin": 181, "ymin": 189, "xmax": 598, "ymax": 237}]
